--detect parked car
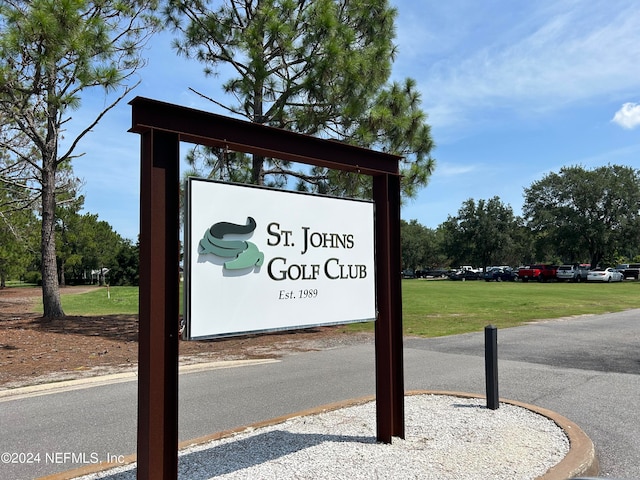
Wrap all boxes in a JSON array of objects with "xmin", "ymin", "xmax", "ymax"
[
  {"xmin": 556, "ymin": 264, "xmax": 590, "ymax": 282},
  {"xmin": 517, "ymin": 264, "xmax": 558, "ymax": 282},
  {"xmin": 615, "ymin": 264, "xmax": 630, "ymax": 274},
  {"xmin": 418, "ymin": 268, "xmax": 450, "ymax": 278},
  {"xmin": 402, "ymin": 269, "xmax": 415, "ymax": 279},
  {"xmin": 483, "ymin": 267, "xmax": 518, "ymax": 282},
  {"xmin": 622, "ymin": 263, "xmax": 640, "ymax": 279},
  {"xmin": 448, "ymin": 269, "xmax": 481, "ymax": 281},
  {"xmin": 587, "ymin": 268, "xmax": 624, "ymax": 282}
]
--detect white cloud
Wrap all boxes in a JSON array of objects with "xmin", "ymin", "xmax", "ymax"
[
  {"xmin": 437, "ymin": 163, "xmax": 478, "ymax": 177},
  {"xmin": 394, "ymin": 0, "xmax": 640, "ymax": 130},
  {"xmin": 612, "ymin": 103, "xmax": 640, "ymax": 129}
]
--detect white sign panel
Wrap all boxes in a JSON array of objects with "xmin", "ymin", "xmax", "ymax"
[{"xmin": 185, "ymin": 178, "xmax": 376, "ymax": 339}]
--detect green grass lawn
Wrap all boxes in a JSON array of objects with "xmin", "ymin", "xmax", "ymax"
[
  {"xmin": 346, "ymin": 279, "xmax": 640, "ymax": 337},
  {"xmin": 58, "ymin": 286, "xmax": 140, "ymax": 315},
  {"xmin": 56, "ymin": 285, "xmax": 184, "ymax": 316},
  {"xmin": 50, "ymin": 279, "xmax": 640, "ymax": 338},
  {"xmin": 4, "ymin": 280, "xmax": 39, "ymax": 288}
]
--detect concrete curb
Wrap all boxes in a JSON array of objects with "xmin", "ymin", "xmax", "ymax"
[{"xmin": 36, "ymin": 390, "xmax": 598, "ymax": 480}]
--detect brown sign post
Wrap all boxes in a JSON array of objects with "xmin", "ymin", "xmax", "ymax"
[{"xmin": 130, "ymin": 97, "xmax": 405, "ymax": 480}]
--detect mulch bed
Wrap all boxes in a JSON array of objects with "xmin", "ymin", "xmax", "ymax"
[{"xmin": 0, "ymin": 286, "xmax": 372, "ymax": 388}]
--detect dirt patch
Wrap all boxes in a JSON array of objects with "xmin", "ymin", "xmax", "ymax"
[{"xmin": 0, "ymin": 286, "xmax": 373, "ymax": 390}]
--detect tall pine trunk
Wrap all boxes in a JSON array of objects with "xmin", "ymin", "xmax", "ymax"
[
  {"xmin": 41, "ymin": 155, "xmax": 64, "ymax": 318},
  {"xmin": 251, "ymin": 154, "xmax": 265, "ymax": 185},
  {"xmin": 251, "ymin": 80, "xmax": 265, "ymax": 185}
]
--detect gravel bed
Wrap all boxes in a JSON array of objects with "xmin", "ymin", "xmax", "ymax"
[{"xmin": 76, "ymin": 395, "xmax": 569, "ymax": 480}]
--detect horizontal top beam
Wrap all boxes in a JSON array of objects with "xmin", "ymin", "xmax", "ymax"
[{"xmin": 129, "ymin": 97, "xmax": 401, "ymax": 176}]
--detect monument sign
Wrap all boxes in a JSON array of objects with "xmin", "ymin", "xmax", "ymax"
[
  {"xmin": 185, "ymin": 178, "xmax": 376, "ymax": 339},
  {"xmin": 130, "ymin": 97, "xmax": 404, "ymax": 480}
]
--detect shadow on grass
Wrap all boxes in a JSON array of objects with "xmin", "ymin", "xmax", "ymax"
[
  {"xmin": 32, "ymin": 315, "xmax": 139, "ymax": 342},
  {"xmin": 30, "ymin": 315, "xmax": 328, "ymax": 346}
]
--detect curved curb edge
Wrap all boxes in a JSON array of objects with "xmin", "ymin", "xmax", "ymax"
[
  {"xmin": 37, "ymin": 390, "xmax": 598, "ymax": 480},
  {"xmin": 405, "ymin": 390, "xmax": 599, "ymax": 480}
]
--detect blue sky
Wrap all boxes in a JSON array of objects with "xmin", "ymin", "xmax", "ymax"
[{"xmin": 67, "ymin": 0, "xmax": 640, "ymax": 241}]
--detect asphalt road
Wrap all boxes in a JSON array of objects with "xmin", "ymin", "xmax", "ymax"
[{"xmin": 1, "ymin": 309, "xmax": 639, "ymax": 479}]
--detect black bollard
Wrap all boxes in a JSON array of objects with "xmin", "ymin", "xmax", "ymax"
[{"xmin": 485, "ymin": 325, "xmax": 499, "ymax": 410}]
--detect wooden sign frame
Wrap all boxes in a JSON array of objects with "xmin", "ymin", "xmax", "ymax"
[{"xmin": 130, "ymin": 97, "xmax": 404, "ymax": 480}]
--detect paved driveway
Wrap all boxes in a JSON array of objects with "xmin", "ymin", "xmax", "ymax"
[
  {"xmin": 1, "ymin": 309, "xmax": 638, "ymax": 479},
  {"xmin": 403, "ymin": 309, "xmax": 640, "ymax": 478}
]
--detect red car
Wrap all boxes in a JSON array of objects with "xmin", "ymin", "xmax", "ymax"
[{"xmin": 517, "ymin": 264, "xmax": 558, "ymax": 282}]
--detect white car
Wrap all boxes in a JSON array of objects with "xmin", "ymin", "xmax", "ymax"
[{"xmin": 587, "ymin": 268, "xmax": 624, "ymax": 282}]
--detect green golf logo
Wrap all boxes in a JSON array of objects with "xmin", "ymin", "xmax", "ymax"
[{"xmin": 199, "ymin": 217, "xmax": 264, "ymax": 270}]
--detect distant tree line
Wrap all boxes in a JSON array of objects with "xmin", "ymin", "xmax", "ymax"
[
  {"xmin": 0, "ymin": 193, "xmax": 138, "ymax": 288},
  {"xmin": 4, "ymin": 163, "xmax": 638, "ymax": 287},
  {"xmin": 402, "ymin": 164, "xmax": 640, "ymax": 272}
]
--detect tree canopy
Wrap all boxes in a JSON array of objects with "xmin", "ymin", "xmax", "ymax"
[
  {"xmin": 56, "ymin": 199, "xmax": 128, "ymax": 286},
  {"xmin": 440, "ymin": 197, "xmax": 524, "ymax": 269},
  {"xmin": 0, "ymin": 181, "xmax": 39, "ymax": 287},
  {"xmin": 165, "ymin": 0, "xmax": 435, "ymax": 199},
  {"xmin": 523, "ymin": 164, "xmax": 640, "ymax": 267},
  {"xmin": 0, "ymin": 0, "xmax": 160, "ymax": 316}
]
